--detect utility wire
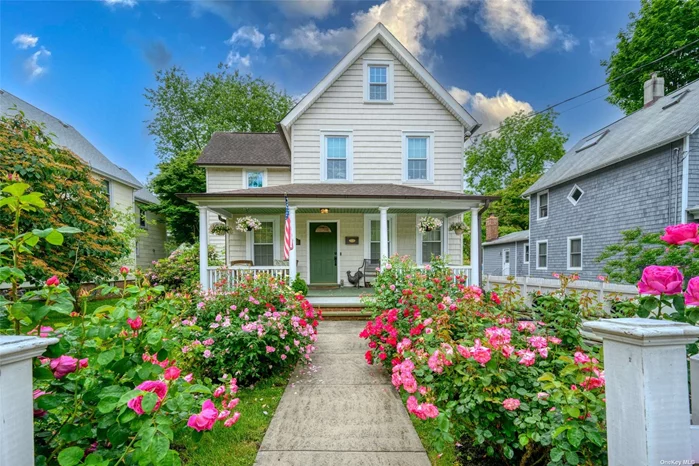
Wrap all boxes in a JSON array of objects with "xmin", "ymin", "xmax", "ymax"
[{"xmin": 470, "ymin": 37, "xmax": 699, "ymax": 138}]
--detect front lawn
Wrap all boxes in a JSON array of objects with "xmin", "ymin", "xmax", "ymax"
[{"xmin": 178, "ymin": 373, "xmax": 289, "ymax": 466}]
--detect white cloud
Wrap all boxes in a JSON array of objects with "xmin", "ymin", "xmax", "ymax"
[
  {"xmin": 280, "ymin": 0, "xmax": 473, "ymax": 59},
  {"xmin": 12, "ymin": 33, "xmax": 39, "ymax": 49},
  {"xmin": 189, "ymin": 0, "xmax": 237, "ymax": 25},
  {"xmin": 279, "ymin": 0, "xmax": 335, "ymax": 19},
  {"xmin": 449, "ymin": 87, "xmax": 533, "ymax": 133},
  {"xmin": 24, "ymin": 47, "xmax": 51, "ymax": 80},
  {"xmin": 479, "ymin": 0, "xmax": 554, "ymax": 55},
  {"xmin": 554, "ymin": 25, "xmax": 578, "ymax": 52},
  {"xmin": 226, "ymin": 26, "xmax": 265, "ymax": 49},
  {"xmin": 102, "ymin": 0, "xmax": 137, "ymax": 6},
  {"xmin": 225, "ymin": 51, "xmax": 251, "ymax": 68}
]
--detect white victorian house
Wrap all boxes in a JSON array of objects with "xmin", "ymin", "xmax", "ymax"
[{"xmin": 181, "ymin": 24, "xmax": 495, "ymax": 292}]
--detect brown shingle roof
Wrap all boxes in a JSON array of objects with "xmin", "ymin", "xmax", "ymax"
[
  {"xmin": 179, "ymin": 183, "xmax": 498, "ymax": 201},
  {"xmin": 196, "ymin": 132, "xmax": 291, "ymax": 167}
]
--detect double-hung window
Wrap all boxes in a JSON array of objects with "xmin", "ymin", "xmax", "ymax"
[
  {"xmin": 523, "ymin": 243, "xmax": 530, "ymax": 264},
  {"xmin": 537, "ymin": 191, "xmax": 549, "ymax": 220},
  {"xmin": 363, "ymin": 60, "xmax": 393, "ymax": 103},
  {"xmin": 403, "ymin": 132, "xmax": 433, "ymax": 182},
  {"xmin": 367, "ymin": 217, "xmax": 394, "ymax": 263},
  {"xmin": 536, "ymin": 241, "xmax": 548, "ymax": 269},
  {"xmin": 568, "ymin": 236, "xmax": 582, "ymax": 270},
  {"xmin": 322, "ymin": 132, "xmax": 352, "ymax": 181},
  {"xmin": 253, "ymin": 221, "xmax": 275, "ymax": 266}
]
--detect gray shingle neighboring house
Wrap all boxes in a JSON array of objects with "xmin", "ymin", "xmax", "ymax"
[
  {"xmin": 1, "ymin": 89, "xmax": 167, "ymax": 269},
  {"xmin": 522, "ymin": 75, "xmax": 699, "ymax": 281},
  {"xmin": 482, "ymin": 230, "xmax": 530, "ymax": 277}
]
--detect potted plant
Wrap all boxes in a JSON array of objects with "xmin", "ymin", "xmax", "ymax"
[
  {"xmin": 235, "ymin": 215, "xmax": 262, "ymax": 232},
  {"xmin": 209, "ymin": 222, "xmax": 231, "ymax": 236},
  {"xmin": 449, "ymin": 221, "xmax": 467, "ymax": 235},
  {"xmin": 418, "ymin": 216, "xmax": 442, "ymax": 233}
]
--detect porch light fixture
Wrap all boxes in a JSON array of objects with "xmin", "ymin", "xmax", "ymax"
[{"xmin": 320, "ymin": 208, "xmax": 330, "ymax": 214}]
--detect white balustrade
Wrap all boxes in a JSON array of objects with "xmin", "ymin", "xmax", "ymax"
[
  {"xmin": 415, "ymin": 265, "xmax": 473, "ymax": 286},
  {"xmin": 207, "ymin": 266, "xmax": 290, "ymax": 290}
]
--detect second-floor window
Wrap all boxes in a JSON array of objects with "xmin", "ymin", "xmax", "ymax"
[
  {"xmin": 245, "ymin": 170, "xmax": 265, "ymax": 188},
  {"xmin": 101, "ymin": 179, "xmax": 111, "ymax": 204},
  {"xmin": 321, "ymin": 132, "xmax": 352, "ymax": 182},
  {"xmin": 363, "ymin": 60, "xmax": 393, "ymax": 103},
  {"xmin": 138, "ymin": 205, "xmax": 147, "ymax": 229},
  {"xmin": 403, "ymin": 132, "xmax": 433, "ymax": 183},
  {"xmin": 537, "ymin": 191, "xmax": 549, "ymax": 219}
]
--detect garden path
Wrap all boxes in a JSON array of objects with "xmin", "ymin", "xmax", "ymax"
[{"xmin": 255, "ymin": 320, "xmax": 430, "ymax": 466}]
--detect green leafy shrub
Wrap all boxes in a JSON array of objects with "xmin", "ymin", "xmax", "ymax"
[
  {"xmin": 145, "ymin": 244, "xmax": 221, "ymax": 294},
  {"xmin": 185, "ymin": 275, "xmax": 320, "ymax": 384},
  {"xmin": 291, "ymin": 273, "xmax": 308, "ymax": 295}
]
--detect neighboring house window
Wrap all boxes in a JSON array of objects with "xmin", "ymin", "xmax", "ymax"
[
  {"xmin": 523, "ymin": 243, "xmax": 530, "ymax": 264},
  {"xmin": 403, "ymin": 132, "xmax": 433, "ymax": 182},
  {"xmin": 253, "ymin": 221, "xmax": 275, "ymax": 266},
  {"xmin": 135, "ymin": 241, "xmax": 140, "ymax": 258},
  {"xmin": 567, "ymin": 185, "xmax": 584, "ymax": 206},
  {"xmin": 363, "ymin": 60, "xmax": 393, "ymax": 103},
  {"xmin": 245, "ymin": 170, "xmax": 266, "ymax": 189},
  {"xmin": 568, "ymin": 236, "xmax": 583, "ymax": 270},
  {"xmin": 536, "ymin": 240, "xmax": 548, "ymax": 269},
  {"xmin": 138, "ymin": 206, "xmax": 147, "ymax": 229},
  {"xmin": 537, "ymin": 191, "xmax": 549, "ymax": 219},
  {"xmin": 321, "ymin": 132, "xmax": 353, "ymax": 182},
  {"xmin": 101, "ymin": 179, "xmax": 111, "ymax": 203}
]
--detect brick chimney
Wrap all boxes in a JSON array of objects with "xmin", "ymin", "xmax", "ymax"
[
  {"xmin": 485, "ymin": 215, "xmax": 499, "ymax": 242},
  {"xmin": 644, "ymin": 72, "xmax": 665, "ymax": 107}
]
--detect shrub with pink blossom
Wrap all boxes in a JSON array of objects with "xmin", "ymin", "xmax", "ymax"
[
  {"xmin": 185, "ymin": 273, "xmax": 320, "ymax": 384},
  {"xmin": 144, "ymin": 243, "xmax": 222, "ymax": 294},
  {"xmin": 361, "ymin": 255, "xmax": 607, "ymax": 465}
]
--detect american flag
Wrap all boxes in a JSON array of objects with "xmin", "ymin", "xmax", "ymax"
[{"xmin": 283, "ymin": 195, "xmax": 293, "ymax": 260}]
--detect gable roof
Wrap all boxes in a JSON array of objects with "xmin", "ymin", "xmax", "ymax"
[
  {"xmin": 134, "ymin": 187, "xmax": 159, "ymax": 205},
  {"xmin": 196, "ymin": 132, "xmax": 291, "ymax": 167},
  {"xmin": 483, "ymin": 230, "xmax": 529, "ymax": 247},
  {"xmin": 523, "ymin": 79, "xmax": 699, "ymax": 196},
  {"xmin": 278, "ymin": 23, "xmax": 479, "ymax": 144},
  {"xmin": 0, "ymin": 89, "xmax": 143, "ymax": 189}
]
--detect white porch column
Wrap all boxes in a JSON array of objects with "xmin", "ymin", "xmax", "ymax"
[
  {"xmin": 288, "ymin": 206, "xmax": 297, "ymax": 281},
  {"xmin": 583, "ymin": 318, "xmax": 699, "ymax": 465},
  {"xmin": 1, "ymin": 335, "xmax": 59, "ymax": 465},
  {"xmin": 198, "ymin": 206, "xmax": 209, "ymax": 290},
  {"xmin": 470, "ymin": 207, "xmax": 480, "ymax": 287},
  {"xmin": 379, "ymin": 207, "xmax": 389, "ymax": 269}
]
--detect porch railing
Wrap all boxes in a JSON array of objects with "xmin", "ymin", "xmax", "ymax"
[
  {"xmin": 416, "ymin": 265, "xmax": 473, "ymax": 286},
  {"xmin": 207, "ymin": 266, "xmax": 290, "ymax": 290}
]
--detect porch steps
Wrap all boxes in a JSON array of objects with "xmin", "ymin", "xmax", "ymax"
[{"xmin": 318, "ymin": 307, "xmax": 367, "ymax": 320}]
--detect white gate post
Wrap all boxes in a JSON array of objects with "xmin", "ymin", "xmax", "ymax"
[
  {"xmin": 198, "ymin": 206, "xmax": 209, "ymax": 290},
  {"xmin": 1, "ymin": 335, "xmax": 58, "ymax": 465},
  {"xmin": 583, "ymin": 318, "xmax": 699, "ymax": 465}
]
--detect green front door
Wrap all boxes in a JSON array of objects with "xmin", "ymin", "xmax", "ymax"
[{"xmin": 309, "ymin": 222, "xmax": 337, "ymax": 284}]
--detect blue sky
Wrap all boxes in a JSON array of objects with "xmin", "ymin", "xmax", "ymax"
[{"xmin": 1, "ymin": 0, "xmax": 639, "ymax": 184}]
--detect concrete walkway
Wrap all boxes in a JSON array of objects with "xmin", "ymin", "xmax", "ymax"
[{"xmin": 255, "ymin": 321, "xmax": 431, "ymax": 466}]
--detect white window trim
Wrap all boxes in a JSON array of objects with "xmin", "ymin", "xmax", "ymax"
[
  {"xmin": 363, "ymin": 59, "xmax": 394, "ymax": 103},
  {"xmin": 242, "ymin": 169, "xmax": 268, "ymax": 189},
  {"xmin": 320, "ymin": 130, "xmax": 353, "ymax": 182},
  {"xmin": 363, "ymin": 214, "xmax": 398, "ymax": 261},
  {"xmin": 567, "ymin": 235, "xmax": 583, "ymax": 271},
  {"xmin": 523, "ymin": 243, "xmax": 530, "ymax": 264},
  {"xmin": 402, "ymin": 131, "xmax": 434, "ymax": 184},
  {"xmin": 567, "ymin": 184, "xmax": 584, "ymax": 206},
  {"xmin": 537, "ymin": 190, "xmax": 549, "ymax": 220},
  {"xmin": 536, "ymin": 240, "xmax": 548, "ymax": 270},
  {"xmin": 415, "ymin": 213, "xmax": 447, "ymax": 265},
  {"xmin": 245, "ymin": 215, "xmax": 281, "ymax": 264}
]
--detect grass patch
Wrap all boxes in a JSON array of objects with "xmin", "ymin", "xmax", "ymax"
[
  {"xmin": 411, "ymin": 416, "xmax": 458, "ymax": 466},
  {"xmin": 179, "ymin": 373, "xmax": 289, "ymax": 466}
]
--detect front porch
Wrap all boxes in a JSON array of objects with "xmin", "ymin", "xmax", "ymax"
[{"xmin": 181, "ymin": 183, "xmax": 496, "ymax": 292}]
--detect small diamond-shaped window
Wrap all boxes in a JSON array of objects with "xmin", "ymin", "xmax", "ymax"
[{"xmin": 568, "ymin": 185, "xmax": 584, "ymax": 205}]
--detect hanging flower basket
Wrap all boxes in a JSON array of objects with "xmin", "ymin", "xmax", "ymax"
[
  {"xmin": 418, "ymin": 216, "xmax": 442, "ymax": 233},
  {"xmin": 236, "ymin": 216, "xmax": 262, "ymax": 232},
  {"xmin": 449, "ymin": 221, "xmax": 467, "ymax": 235},
  {"xmin": 209, "ymin": 222, "xmax": 231, "ymax": 236}
]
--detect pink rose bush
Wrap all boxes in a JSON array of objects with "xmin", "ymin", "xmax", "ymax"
[
  {"xmin": 660, "ymin": 223, "xmax": 699, "ymax": 245},
  {"xmin": 185, "ymin": 273, "xmax": 319, "ymax": 384},
  {"xmin": 360, "ymin": 255, "xmax": 607, "ymax": 464},
  {"xmin": 637, "ymin": 265, "xmax": 684, "ymax": 295}
]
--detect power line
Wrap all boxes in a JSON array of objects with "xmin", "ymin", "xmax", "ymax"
[{"xmin": 470, "ymin": 37, "xmax": 699, "ymax": 138}]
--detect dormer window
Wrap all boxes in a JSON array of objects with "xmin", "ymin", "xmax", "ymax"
[{"xmin": 363, "ymin": 59, "xmax": 393, "ymax": 103}]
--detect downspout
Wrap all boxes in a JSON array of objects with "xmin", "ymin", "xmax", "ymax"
[
  {"xmin": 477, "ymin": 199, "xmax": 492, "ymax": 287},
  {"xmin": 682, "ymin": 135, "xmax": 690, "ymax": 223}
]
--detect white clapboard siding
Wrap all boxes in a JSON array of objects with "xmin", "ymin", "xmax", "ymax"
[
  {"xmin": 206, "ymin": 168, "xmax": 291, "ymax": 193},
  {"xmin": 291, "ymin": 40, "xmax": 464, "ymax": 191}
]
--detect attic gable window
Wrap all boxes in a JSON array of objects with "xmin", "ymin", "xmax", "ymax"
[
  {"xmin": 363, "ymin": 59, "xmax": 393, "ymax": 103},
  {"xmin": 567, "ymin": 185, "xmax": 584, "ymax": 206}
]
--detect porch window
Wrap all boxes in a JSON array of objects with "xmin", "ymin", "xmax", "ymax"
[
  {"xmin": 253, "ymin": 222, "xmax": 275, "ymax": 266},
  {"xmin": 421, "ymin": 227, "xmax": 442, "ymax": 263},
  {"xmin": 322, "ymin": 132, "xmax": 353, "ymax": 181},
  {"xmin": 369, "ymin": 219, "xmax": 392, "ymax": 262},
  {"xmin": 403, "ymin": 132, "xmax": 433, "ymax": 182}
]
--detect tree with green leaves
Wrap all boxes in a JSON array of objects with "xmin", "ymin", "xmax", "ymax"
[
  {"xmin": 145, "ymin": 65, "xmax": 295, "ymax": 243},
  {"xmin": 0, "ymin": 112, "xmax": 129, "ymax": 289},
  {"xmin": 464, "ymin": 110, "xmax": 567, "ymax": 195},
  {"xmin": 486, "ymin": 173, "xmax": 541, "ymax": 233},
  {"xmin": 603, "ymin": 0, "xmax": 699, "ymax": 115}
]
